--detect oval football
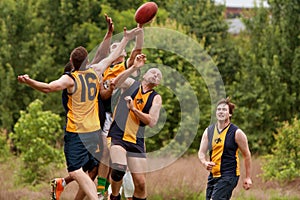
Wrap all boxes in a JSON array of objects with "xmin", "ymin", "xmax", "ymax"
[{"xmin": 134, "ymin": 2, "xmax": 158, "ymax": 24}]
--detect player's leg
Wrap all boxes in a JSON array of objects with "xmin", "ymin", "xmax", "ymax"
[
  {"xmin": 97, "ymin": 113, "xmax": 113, "ymax": 196},
  {"xmin": 210, "ymin": 176, "xmax": 239, "ymax": 200},
  {"xmin": 127, "ymin": 157, "xmax": 147, "ymax": 200},
  {"xmin": 69, "ymin": 168, "xmax": 97, "ymax": 200},
  {"xmin": 74, "ymin": 165, "xmax": 98, "ymax": 200},
  {"xmin": 67, "ymin": 131, "xmax": 100, "ymax": 200},
  {"xmin": 109, "ymin": 144, "xmax": 127, "ymax": 200}
]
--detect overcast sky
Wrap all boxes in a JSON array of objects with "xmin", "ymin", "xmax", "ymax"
[{"xmin": 214, "ymin": 0, "xmax": 269, "ymax": 8}]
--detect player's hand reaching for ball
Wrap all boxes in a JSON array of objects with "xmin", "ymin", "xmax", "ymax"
[
  {"xmin": 123, "ymin": 27, "xmax": 143, "ymax": 41},
  {"xmin": 105, "ymin": 14, "xmax": 114, "ymax": 36}
]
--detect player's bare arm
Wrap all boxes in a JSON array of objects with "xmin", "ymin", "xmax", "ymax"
[
  {"xmin": 198, "ymin": 129, "xmax": 216, "ymax": 171},
  {"xmin": 90, "ymin": 27, "xmax": 143, "ymax": 77},
  {"xmin": 17, "ymin": 74, "xmax": 74, "ymax": 93},
  {"xmin": 91, "ymin": 14, "xmax": 114, "ymax": 65},
  {"xmin": 127, "ymin": 24, "xmax": 144, "ymax": 68},
  {"xmin": 112, "ymin": 54, "xmax": 146, "ymax": 89},
  {"xmin": 235, "ymin": 129, "xmax": 252, "ymax": 190}
]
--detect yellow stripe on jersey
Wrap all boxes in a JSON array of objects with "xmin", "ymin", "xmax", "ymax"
[
  {"xmin": 236, "ymin": 149, "xmax": 240, "ymax": 176},
  {"xmin": 66, "ymin": 68, "xmax": 101, "ymax": 133},
  {"xmin": 123, "ymin": 86, "xmax": 153, "ymax": 143},
  {"xmin": 211, "ymin": 125, "xmax": 230, "ymax": 177}
]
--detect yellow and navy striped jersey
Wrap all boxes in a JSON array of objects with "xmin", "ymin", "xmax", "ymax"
[
  {"xmin": 108, "ymin": 81, "xmax": 158, "ymax": 145},
  {"xmin": 207, "ymin": 123, "xmax": 240, "ymax": 177},
  {"xmin": 63, "ymin": 68, "xmax": 101, "ymax": 133}
]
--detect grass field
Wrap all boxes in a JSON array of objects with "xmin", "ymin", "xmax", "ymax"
[{"xmin": 1, "ymin": 155, "xmax": 299, "ymax": 200}]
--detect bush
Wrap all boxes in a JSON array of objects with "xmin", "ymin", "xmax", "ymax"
[
  {"xmin": 262, "ymin": 117, "xmax": 300, "ymax": 181},
  {"xmin": 10, "ymin": 99, "xmax": 64, "ymax": 184}
]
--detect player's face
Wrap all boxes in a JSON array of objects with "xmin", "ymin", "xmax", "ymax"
[
  {"xmin": 143, "ymin": 68, "xmax": 162, "ymax": 85},
  {"xmin": 216, "ymin": 103, "xmax": 231, "ymax": 122}
]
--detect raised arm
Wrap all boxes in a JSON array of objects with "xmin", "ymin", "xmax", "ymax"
[
  {"xmin": 90, "ymin": 14, "xmax": 114, "ymax": 65},
  {"xmin": 112, "ymin": 54, "xmax": 146, "ymax": 89},
  {"xmin": 126, "ymin": 23, "xmax": 144, "ymax": 68},
  {"xmin": 90, "ymin": 27, "xmax": 143, "ymax": 77},
  {"xmin": 235, "ymin": 129, "xmax": 252, "ymax": 190}
]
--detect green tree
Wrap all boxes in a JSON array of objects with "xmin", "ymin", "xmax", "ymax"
[
  {"xmin": 0, "ymin": 0, "xmax": 58, "ymax": 130},
  {"xmin": 229, "ymin": 1, "xmax": 300, "ymax": 153},
  {"xmin": 10, "ymin": 99, "xmax": 64, "ymax": 184}
]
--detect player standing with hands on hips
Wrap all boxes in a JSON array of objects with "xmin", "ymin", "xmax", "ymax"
[{"xmin": 198, "ymin": 97, "xmax": 252, "ymax": 200}]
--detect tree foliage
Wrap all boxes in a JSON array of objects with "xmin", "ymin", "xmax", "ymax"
[{"xmin": 229, "ymin": 1, "xmax": 300, "ymax": 153}]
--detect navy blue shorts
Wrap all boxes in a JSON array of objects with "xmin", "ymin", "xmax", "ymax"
[
  {"xmin": 64, "ymin": 130, "xmax": 101, "ymax": 172},
  {"xmin": 111, "ymin": 137, "xmax": 146, "ymax": 158},
  {"xmin": 206, "ymin": 175, "xmax": 239, "ymax": 200}
]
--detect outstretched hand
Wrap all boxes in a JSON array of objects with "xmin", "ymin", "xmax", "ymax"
[
  {"xmin": 105, "ymin": 14, "xmax": 114, "ymax": 36},
  {"xmin": 123, "ymin": 27, "xmax": 143, "ymax": 41}
]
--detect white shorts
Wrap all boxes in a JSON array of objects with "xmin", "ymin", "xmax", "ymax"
[{"xmin": 101, "ymin": 112, "xmax": 113, "ymax": 136}]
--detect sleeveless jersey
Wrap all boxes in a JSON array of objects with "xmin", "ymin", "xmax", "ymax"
[
  {"xmin": 108, "ymin": 81, "xmax": 158, "ymax": 145},
  {"xmin": 207, "ymin": 123, "xmax": 240, "ymax": 177},
  {"xmin": 63, "ymin": 68, "xmax": 101, "ymax": 133},
  {"xmin": 102, "ymin": 61, "xmax": 127, "ymax": 82}
]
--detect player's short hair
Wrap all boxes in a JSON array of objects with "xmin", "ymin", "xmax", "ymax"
[{"xmin": 70, "ymin": 46, "xmax": 88, "ymax": 70}]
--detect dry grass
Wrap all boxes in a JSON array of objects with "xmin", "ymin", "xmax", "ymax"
[
  {"xmin": 1, "ymin": 155, "xmax": 299, "ymax": 200},
  {"xmin": 147, "ymin": 156, "xmax": 300, "ymax": 199}
]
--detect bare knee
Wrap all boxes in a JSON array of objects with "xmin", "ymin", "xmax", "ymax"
[
  {"xmin": 134, "ymin": 178, "xmax": 146, "ymax": 193},
  {"xmin": 69, "ymin": 168, "xmax": 82, "ymax": 180}
]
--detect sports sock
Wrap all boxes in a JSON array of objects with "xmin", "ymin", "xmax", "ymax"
[
  {"xmin": 62, "ymin": 178, "xmax": 66, "ymax": 187},
  {"xmin": 97, "ymin": 177, "xmax": 107, "ymax": 194},
  {"xmin": 105, "ymin": 180, "xmax": 110, "ymax": 192}
]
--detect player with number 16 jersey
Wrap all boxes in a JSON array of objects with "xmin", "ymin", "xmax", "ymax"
[{"xmin": 63, "ymin": 68, "xmax": 101, "ymax": 133}]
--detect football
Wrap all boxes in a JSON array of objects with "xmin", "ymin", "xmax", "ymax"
[{"xmin": 134, "ymin": 2, "xmax": 158, "ymax": 24}]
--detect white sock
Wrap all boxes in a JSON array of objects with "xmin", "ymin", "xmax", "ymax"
[{"xmin": 62, "ymin": 178, "xmax": 66, "ymax": 187}]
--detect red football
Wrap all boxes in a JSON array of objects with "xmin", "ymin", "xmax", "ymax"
[{"xmin": 134, "ymin": 2, "xmax": 158, "ymax": 24}]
